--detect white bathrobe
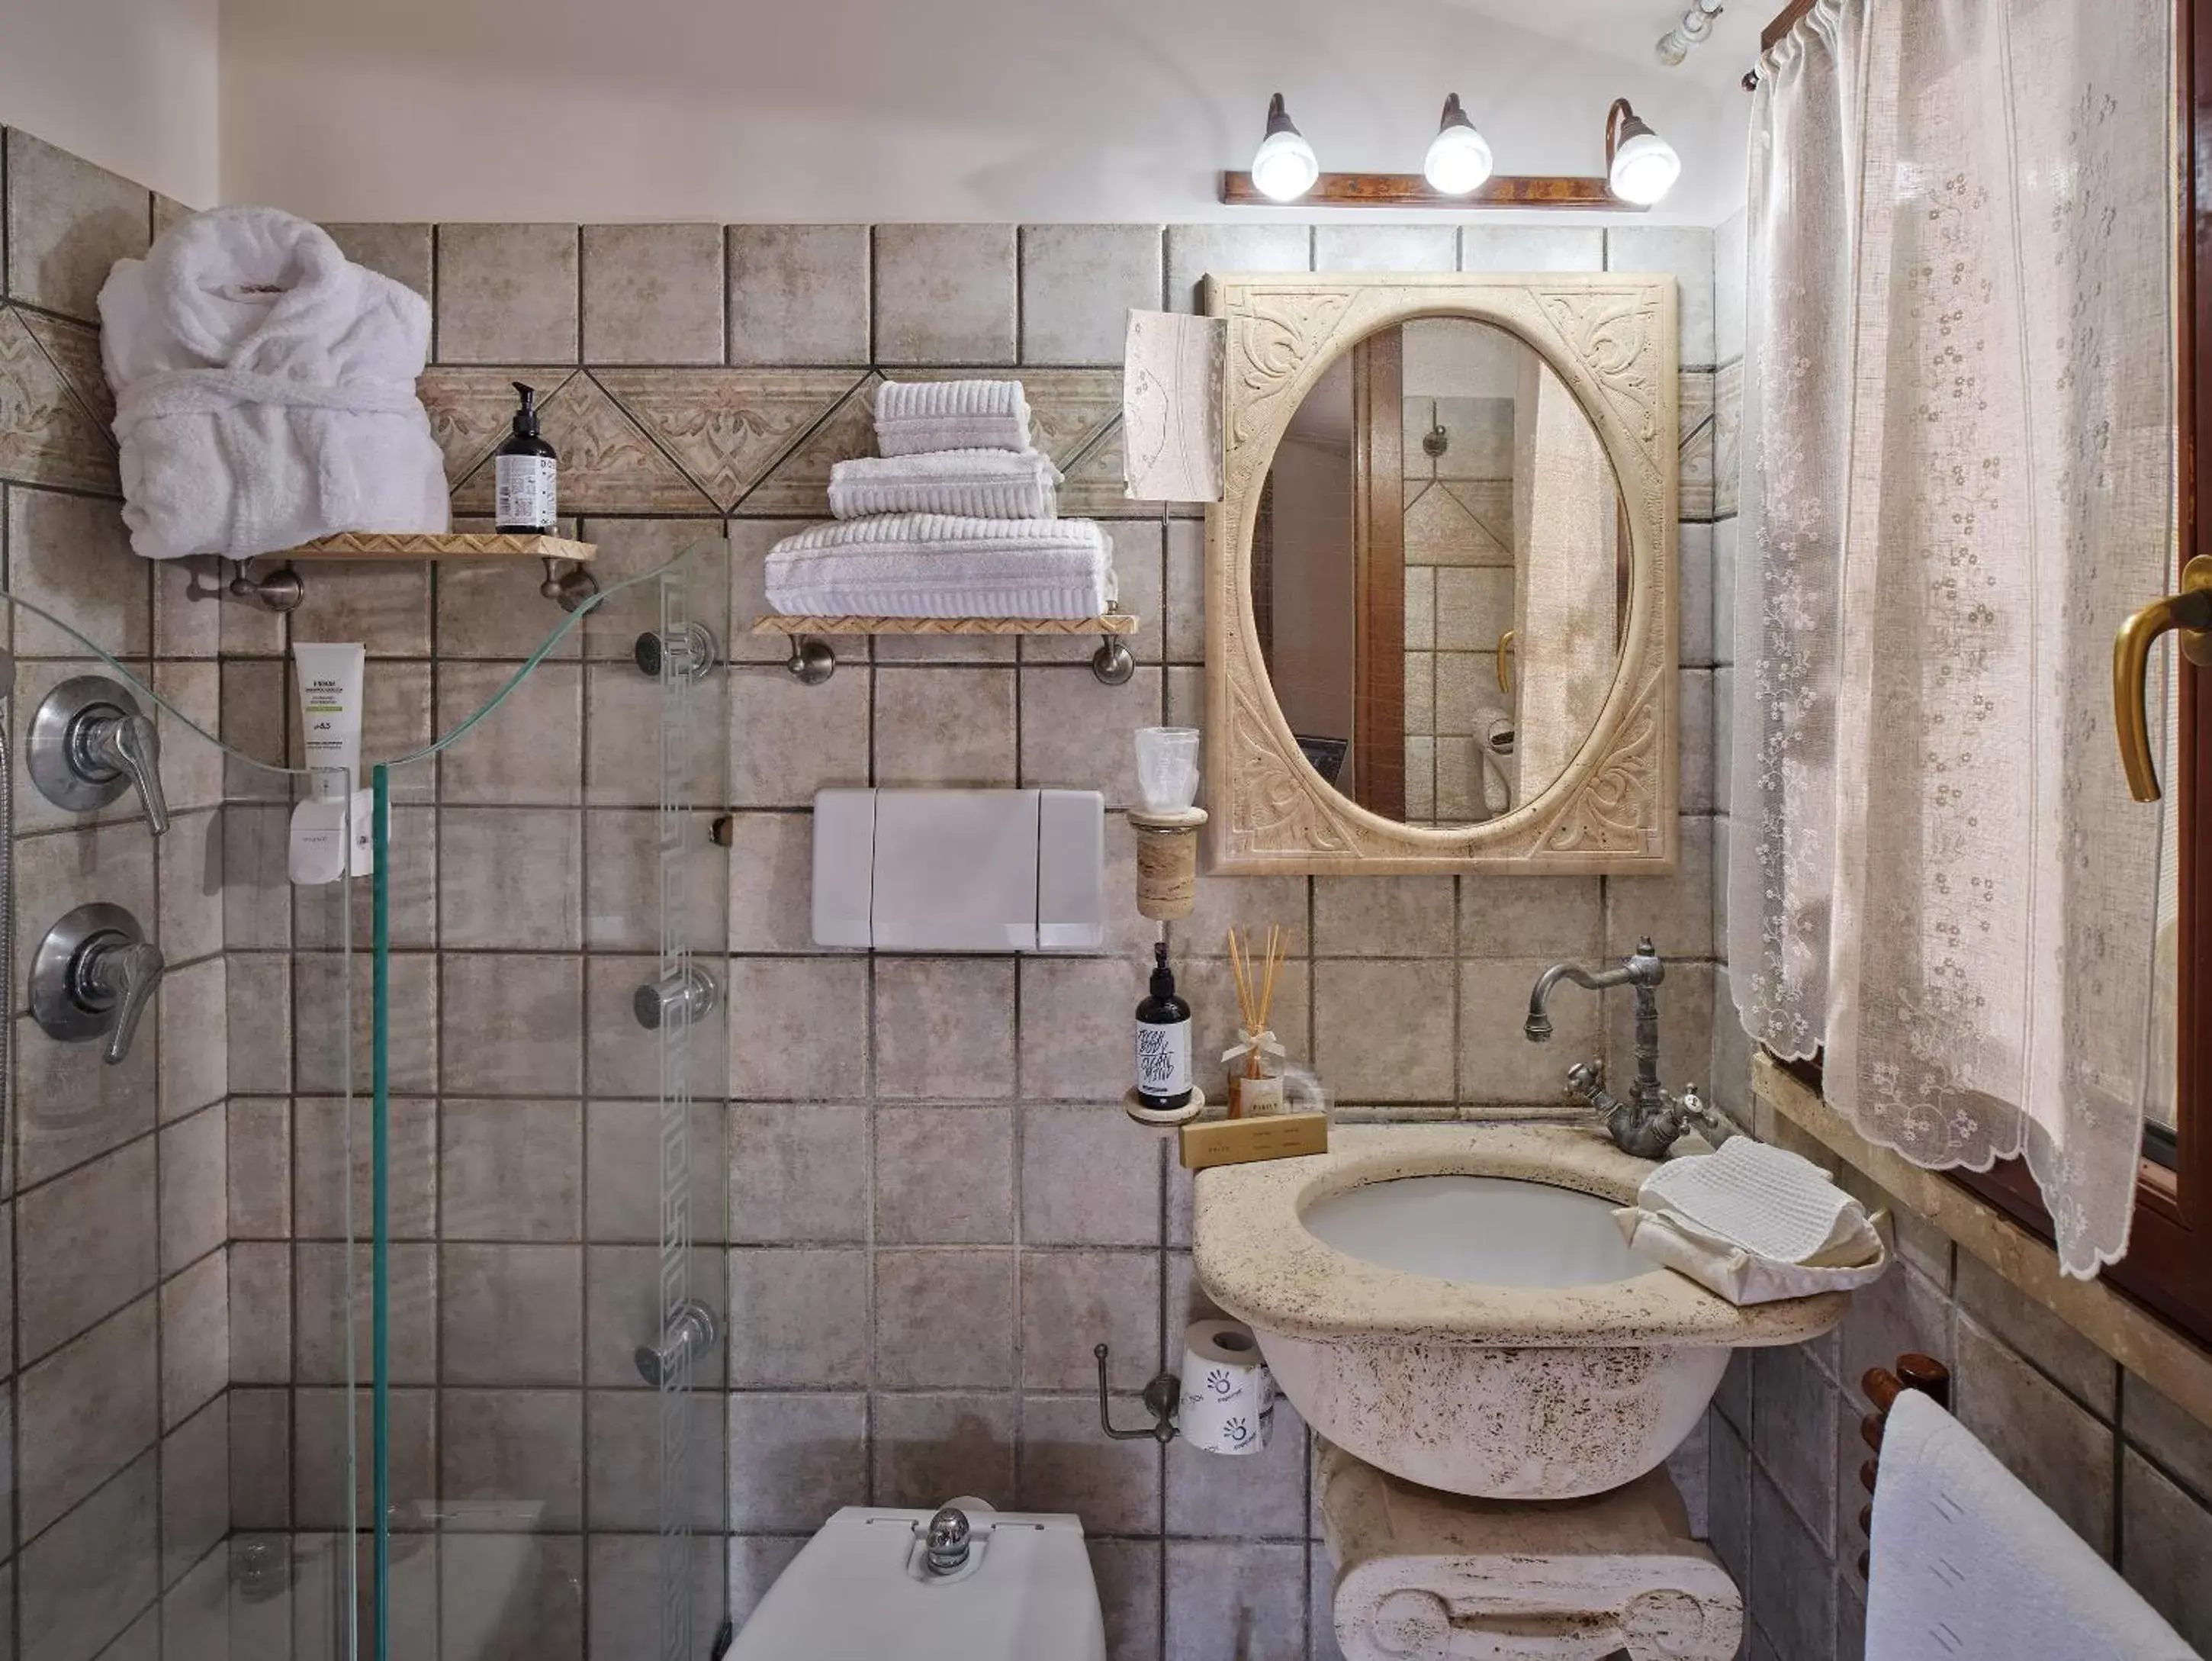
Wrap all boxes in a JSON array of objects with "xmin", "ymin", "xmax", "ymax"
[{"xmin": 98, "ymin": 207, "xmax": 449, "ymax": 561}]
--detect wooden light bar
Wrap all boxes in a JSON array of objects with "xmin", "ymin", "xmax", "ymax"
[{"xmin": 1218, "ymin": 172, "xmax": 1644, "ymax": 211}]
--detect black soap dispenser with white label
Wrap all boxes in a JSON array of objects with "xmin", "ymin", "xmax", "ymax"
[
  {"xmin": 494, "ymin": 381, "xmax": 558, "ymax": 533},
  {"xmin": 1134, "ymin": 941, "xmax": 1193, "ymax": 1115}
]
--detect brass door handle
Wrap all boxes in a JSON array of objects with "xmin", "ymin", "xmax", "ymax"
[
  {"xmin": 2114, "ymin": 554, "xmax": 2212, "ymax": 801},
  {"xmin": 1495, "ymin": 629, "xmax": 1516, "ymax": 694}
]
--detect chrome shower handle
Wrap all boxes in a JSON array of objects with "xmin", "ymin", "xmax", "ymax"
[
  {"xmin": 83, "ymin": 936, "xmax": 164, "ymax": 1065},
  {"xmin": 82, "ymin": 709, "xmax": 169, "ymax": 837},
  {"xmin": 30, "ymin": 903, "xmax": 166, "ymax": 1067}
]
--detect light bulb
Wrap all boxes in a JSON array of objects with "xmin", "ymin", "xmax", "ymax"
[
  {"xmin": 1604, "ymin": 100, "xmax": 1680, "ymax": 207},
  {"xmin": 1251, "ymin": 94, "xmax": 1320, "ymax": 202},
  {"xmin": 1423, "ymin": 94, "xmax": 1493, "ymax": 196}
]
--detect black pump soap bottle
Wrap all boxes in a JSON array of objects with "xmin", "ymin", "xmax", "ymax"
[
  {"xmin": 1135, "ymin": 941, "xmax": 1193, "ymax": 1113},
  {"xmin": 494, "ymin": 381, "xmax": 558, "ymax": 533}
]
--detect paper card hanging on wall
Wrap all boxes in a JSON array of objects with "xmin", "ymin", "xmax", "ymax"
[{"xmin": 1122, "ymin": 311, "xmax": 1225, "ymax": 504}]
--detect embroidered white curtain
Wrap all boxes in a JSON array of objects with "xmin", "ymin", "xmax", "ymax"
[{"xmin": 1730, "ymin": 0, "xmax": 2175, "ymax": 1276}]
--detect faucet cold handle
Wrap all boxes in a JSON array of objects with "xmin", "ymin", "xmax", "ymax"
[
  {"xmin": 103, "ymin": 711, "xmax": 169, "ymax": 837},
  {"xmin": 85, "ymin": 936, "xmax": 164, "ymax": 1066}
]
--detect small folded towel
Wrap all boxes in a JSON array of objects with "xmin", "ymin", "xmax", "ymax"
[
  {"xmin": 828, "ymin": 449, "xmax": 1062, "ymax": 521},
  {"xmin": 873, "ymin": 379, "xmax": 1034, "ymax": 457},
  {"xmin": 1868, "ymin": 1390, "xmax": 2197, "ymax": 1661},
  {"xmin": 1612, "ymin": 1136, "xmax": 1889, "ymax": 1305},
  {"xmin": 765, "ymin": 513, "xmax": 1114, "ymax": 620}
]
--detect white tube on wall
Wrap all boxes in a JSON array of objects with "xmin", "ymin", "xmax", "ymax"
[{"xmin": 291, "ymin": 642, "xmax": 371, "ymax": 884}]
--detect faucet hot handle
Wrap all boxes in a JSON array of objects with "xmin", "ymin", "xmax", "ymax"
[{"xmin": 1564, "ymin": 1058, "xmax": 1605, "ymax": 1100}]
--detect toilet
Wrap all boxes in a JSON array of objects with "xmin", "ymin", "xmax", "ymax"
[{"xmin": 728, "ymin": 1499, "xmax": 1108, "ymax": 1660}]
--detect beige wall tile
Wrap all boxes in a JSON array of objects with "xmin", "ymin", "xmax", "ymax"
[
  {"xmin": 438, "ymin": 953, "xmax": 583, "ymax": 1097},
  {"xmin": 159, "ymin": 1249, "xmax": 227, "ymax": 1427},
  {"xmin": 1092, "ymin": 1539, "xmax": 1164, "ymax": 1661},
  {"xmin": 1018, "ymin": 1395, "xmax": 1162, "ymax": 1535},
  {"xmin": 1021, "ymin": 1248, "xmax": 1159, "ymax": 1391},
  {"xmin": 873, "ymin": 225, "xmax": 1017, "ymax": 363},
  {"xmin": 156, "ymin": 955, "xmax": 227, "ymax": 1121},
  {"xmin": 725, "ymin": 811, "xmax": 818, "ymax": 952},
  {"xmin": 160, "ymin": 1399, "xmax": 230, "ymax": 1584},
  {"xmin": 439, "ymin": 1388, "xmax": 581, "ymax": 1527},
  {"xmin": 442, "ymin": 1099, "xmax": 583, "ymax": 1241},
  {"xmin": 1459, "ymin": 225, "xmax": 1605, "ymax": 274},
  {"xmin": 1020, "ymin": 1103, "xmax": 1162, "ymax": 1247},
  {"xmin": 1457, "ymin": 874, "xmax": 1603, "ymax": 960},
  {"xmin": 584, "ymin": 1099, "xmax": 723, "ymax": 1244},
  {"xmin": 2122, "ymin": 1449, "xmax": 2212, "ymax": 1650},
  {"xmin": 441, "ymin": 1535, "xmax": 580, "ymax": 1658},
  {"xmin": 1019, "ymin": 664, "xmax": 1162, "ymax": 809},
  {"xmin": 1313, "ymin": 225, "xmax": 1457, "ymax": 272},
  {"xmin": 1459, "ymin": 954, "xmax": 1601, "ymax": 1104},
  {"xmin": 1162, "ymin": 1542, "xmax": 1304, "ymax": 1659},
  {"xmin": 728, "ymin": 1392, "xmax": 868, "ymax": 1532},
  {"xmin": 1313, "ymin": 876, "xmax": 1455, "ymax": 958},
  {"xmin": 7, "ymin": 487, "xmax": 146, "ymax": 655},
  {"xmin": 729, "ymin": 663, "xmax": 870, "ymax": 807},
  {"xmin": 589, "ymin": 1387, "xmax": 723, "ymax": 1527},
  {"xmin": 19, "ymin": 1295, "xmax": 158, "ymax": 1537},
  {"xmin": 5, "ymin": 130, "xmax": 150, "ymax": 320},
  {"xmin": 1956, "ymin": 1252, "xmax": 2118, "ymax": 1418},
  {"xmin": 584, "ymin": 1243, "xmax": 723, "ymax": 1389},
  {"xmin": 1018, "ymin": 955, "xmax": 1136, "ymax": 1101},
  {"xmin": 581, "ymin": 224, "xmax": 724, "ymax": 364},
  {"xmin": 439, "ymin": 806, "xmax": 583, "ymax": 948},
  {"xmin": 17, "ymin": 1450, "xmax": 157, "ymax": 1661},
  {"xmin": 1606, "ymin": 814, "xmax": 1715, "ymax": 959},
  {"xmin": 1607, "ymin": 224, "xmax": 1716, "ymax": 365},
  {"xmin": 1164, "ymin": 224, "xmax": 1310, "ymax": 313},
  {"xmin": 875, "ymin": 1247, "xmax": 1014, "ymax": 1387},
  {"xmin": 874, "ymin": 957, "xmax": 1014, "ymax": 1100},
  {"xmin": 323, "ymin": 222, "xmax": 433, "ymax": 298},
  {"xmin": 295, "ymin": 1096, "xmax": 436, "ymax": 1240},
  {"xmin": 16, "ymin": 1137, "xmax": 156, "ymax": 1363},
  {"xmin": 873, "ymin": 666, "xmax": 1017, "ymax": 788},
  {"xmin": 1021, "ymin": 225, "xmax": 1162, "ymax": 363},
  {"xmin": 296, "ymin": 1240, "xmax": 435, "ymax": 1385},
  {"xmin": 1746, "ymin": 1468, "xmax": 1834, "ymax": 1661},
  {"xmin": 876, "ymin": 1105, "xmax": 1013, "ymax": 1244},
  {"xmin": 158, "ymin": 1103, "xmax": 227, "ymax": 1273},
  {"xmin": 1954, "ymin": 1312, "xmax": 2115, "ymax": 1555},
  {"xmin": 728, "ymin": 225, "xmax": 872, "ymax": 365},
  {"xmin": 725, "ymin": 958, "xmax": 870, "ymax": 1099},
  {"xmin": 1313, "ymin": 959, "xmax": 1457, "ymax": 1102},
  {"xmin": 442, "ymin": 1243, "xmax": 582, "ymax": 1386},
  {"xmin": 872, "ymin": 1391, "xmax": 1017, "ymax": 1510},
  {"xmin": 1751, "ymin": 1342, "xmax": 1837, "ymax": 1551},
  {"xmin": 437, "ymin": 660, "xmax": 583, "ymax": 805},
  {"xmin": 729, "ymin": 1102, "xmax": 868, "ymax": 1244},
  {"xmin": 2124, "ymin": 1374, "xmax": 2212, "ymax": 1505},
  {"xmin": 726, "ymin": 1247, "xmax": 868, "ymax": 1387},
  {"xmin": 436, "ymin": 223, "xmax": 579, "ymax": 363}
]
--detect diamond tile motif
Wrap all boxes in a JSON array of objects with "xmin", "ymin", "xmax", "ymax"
[
  {"xmin": 21, "ymin": 311, "xmax": 115, "ymax": 433},
  {"xmin": 740, "ymin": 375, "xmax": 881, "ymax": 516},
  {"xmin": 596, "ymin": 369, "xmax": 867, "ymax": 510},
  {"xmin": 1405, "ymin": 481, "xmax": 1512, "ymax": 567},
  {"xmin": 417, "ymin": 367, "xmax": 580, "ymax": 486},
  {"xmin": 0, "ymin": 305, "xmax": 119, "ymax": 493},
  {"xmin": 453, "ymin": 372, "xmax": 712, "ymax": 515}
]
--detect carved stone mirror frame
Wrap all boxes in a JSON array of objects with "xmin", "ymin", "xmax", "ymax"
[{"xmin": 1204, "ymin": 272, "xmax": 1680, "ymax": 876}]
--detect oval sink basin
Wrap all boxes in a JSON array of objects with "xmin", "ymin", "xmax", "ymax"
[
  {"xmin": 1193, "ymin": 1125, "xmax": 1853, "ymax": 1501},
  {"xmin": 1302, "ymin": 1174, "xmax": 1651, "ymax": 1289}
]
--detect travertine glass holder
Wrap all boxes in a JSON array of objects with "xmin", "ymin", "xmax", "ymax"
[{"xmin": 1129, "ymin": 806, "xmax": 1209, "ymax": 920}]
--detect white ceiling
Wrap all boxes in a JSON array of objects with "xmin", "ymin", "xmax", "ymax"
[{"xmin": 1437, "ymin": 0, "xmax": 1773, "ymax": 86}]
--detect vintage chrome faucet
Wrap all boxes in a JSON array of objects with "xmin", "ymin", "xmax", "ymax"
[{"xmin": 1524, "ymin": 938, "xmax": 1721, "ymax": 1158}]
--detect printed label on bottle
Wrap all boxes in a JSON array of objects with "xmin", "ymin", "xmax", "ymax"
[
  {"xmin": 495, "ymin": 455, "xmax": 558, "ymax": 528},
  {"xmin": 1136, "ymin": 1019, "xmax": 1191, "ymax": 1097}
]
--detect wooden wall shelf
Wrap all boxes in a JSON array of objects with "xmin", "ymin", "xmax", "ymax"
[
  {"xmin": 278, "ymin": 532, "xmax": 597, "ymax": 563},
  {"xmin": 751, "ymin": 613, "xmax": 1135, "ymax": 636}
]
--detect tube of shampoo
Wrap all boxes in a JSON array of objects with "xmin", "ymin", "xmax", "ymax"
[{"xmin": 291, "ymin": 643, "xmax": 370, "ymax": 883}]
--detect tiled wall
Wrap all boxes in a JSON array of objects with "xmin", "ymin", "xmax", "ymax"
[
  {"xmin": 2, "ymin": 117, "xmax": 1746, "ymax": 1661},
  {"xmin": 0, "ymin": 126, "xmax": 236, "ymax": 1660},
  {"xmin": 1699, "ymin": 206, "xmax": 2212, "ymax": 1661}
]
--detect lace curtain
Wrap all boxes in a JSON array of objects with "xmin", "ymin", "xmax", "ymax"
[{"xmin": 1729, "ymin": 0, "xmax": 2175, "ymax": 1276}]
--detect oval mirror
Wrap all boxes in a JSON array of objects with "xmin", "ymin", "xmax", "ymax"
[{"xmin": 1252, "ymin": 316, "xmax": 1630, "ymax": 829}]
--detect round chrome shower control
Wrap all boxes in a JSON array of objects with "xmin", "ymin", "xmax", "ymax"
[{"xmin": 633, "ymin": 964, "xmax": 719, "ymax": 1031}]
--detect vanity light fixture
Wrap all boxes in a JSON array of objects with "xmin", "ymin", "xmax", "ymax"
[
  {"xmin": 1249, "ymin": 93, "xmax": 1321, "ymax": 202},
  {"xmin": 1422, "ymin": 94, "xmax": 1493, "ymax": 195},
  {"xmin": 1220, "ymin": 96, "xmax": 1672, "ymax": 210},
  {"xmin": 1605, "ymin": 98, "xmax": 1683, "ymax": 205}
]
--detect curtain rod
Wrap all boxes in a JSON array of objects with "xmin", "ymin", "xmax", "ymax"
[{"xmin": 1744, "ymin": 0, "xmax": 1818, "ymax": 88}]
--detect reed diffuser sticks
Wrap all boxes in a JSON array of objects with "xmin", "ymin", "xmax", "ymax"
[{"xmin": 1225, "ymin": 925, "xmax": 1289, "ymax": 1116}]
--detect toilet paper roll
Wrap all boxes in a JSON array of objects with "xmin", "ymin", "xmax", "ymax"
[{"xmin": 1179, "ymin": 1319, "xmax": 1275, "ymax": 1456}]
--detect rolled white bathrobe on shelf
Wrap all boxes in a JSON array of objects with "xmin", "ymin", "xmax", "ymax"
[
  {"xmin": 98, "ymin": 206, "xmax": 449, "ymax": 561},
  {"xmin": 764, "ymin": 513, "xmax": 1114, "ymax": 620},
  {"xmin": 872, "ymin": 378, "xmax": 1034, "ymax": 457}
]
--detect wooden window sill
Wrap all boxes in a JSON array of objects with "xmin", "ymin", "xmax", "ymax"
[{"xmin": 1753, "ymin": 1053, "xmax": 2212, "ymax": 1432}]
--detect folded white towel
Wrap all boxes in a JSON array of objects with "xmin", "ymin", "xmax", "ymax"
[
  {"xmin": 873, "ymin": 379, "xmax": 1033, "ymax": 457},
  {"xmin": 829, "ymin": 449, "xmax": 1061, "ymax": 520},
  {"xmin": 1868, "ymin": 1390, "xmax": 2196, "ymax": 1661},
  {"xmin": 1613, "ymin": 1137, "xmax": 1889, "ymax": 1305},
  {"xmin": 765, "ymin": 513, "xmax": 1114, "ymax": 620},
  {"xmin": 98, "ymin": 206, "xmax": 448, "ymax": 561}
]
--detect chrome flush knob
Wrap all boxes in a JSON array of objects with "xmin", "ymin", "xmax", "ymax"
[{"xmin": 924, "ymin": 1508, "xmax": 972, "ymax": 1576}]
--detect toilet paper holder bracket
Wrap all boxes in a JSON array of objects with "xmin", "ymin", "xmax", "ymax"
[{"xmin": 1093, "ymin": 1343, "xmax": 1181, "ymax": 1445}]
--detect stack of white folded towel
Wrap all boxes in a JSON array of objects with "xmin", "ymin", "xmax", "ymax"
[
  {"xmin": 764, "ymin": 380, "xmax": 1114, "ymax": 619},
  {"xmin": 1612, "ymin": 1135, "xmax": 1891, "ymax": 1305}
]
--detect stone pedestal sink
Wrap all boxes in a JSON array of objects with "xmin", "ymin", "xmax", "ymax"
[{"xmin": 1193, "ymin": 1124, "xmax": 1851, "ymax": 1500}]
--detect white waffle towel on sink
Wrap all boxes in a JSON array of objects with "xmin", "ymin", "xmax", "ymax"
[{"xmin": 1612, "ymin": 1136, "xmax": 1889, "ymax": 1305}]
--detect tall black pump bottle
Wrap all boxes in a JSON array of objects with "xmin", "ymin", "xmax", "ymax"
[
  {"xmin": 1134, "ymin": 942, "xmax": 1193, "ymax": 1112},
  {"xmin": 494, "ymin": 381, "xmax": 558, "ymax": 534}
]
